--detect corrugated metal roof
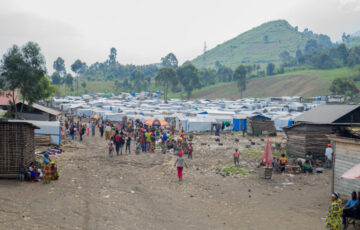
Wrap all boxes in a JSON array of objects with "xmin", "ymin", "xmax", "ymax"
[
  {"xmin": 18, "ymin": 102, "xmax": 61, "ymax": 116},
  {"xmin": 294, "ymin": 105, "xmax": 360, "ymax": 124}
]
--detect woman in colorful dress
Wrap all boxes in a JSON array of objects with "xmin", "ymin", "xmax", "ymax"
[
  {"xmin": 43, "ymin": 154, "xmax": 52, "ymax": 184},
  {"xmin": 326, "ymin": 192, "xmax": 343, "ymax": 230}
]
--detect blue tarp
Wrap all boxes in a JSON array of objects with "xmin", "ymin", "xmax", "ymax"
[
  {"xmin": 110, "ymin": 106, "xmax": 112, "ymax": 111},
  {"xmin": 156, "ymin": 91, "xmax": 161, "ymax": 94},
  {"xmin": 139, "ymin": 112, "xmax": 145, "ymax": 116},
  {"xmin": 233, "ymin": 119, "xmax": 240, "ymax": 131},
  {"xmin": 130, "ymin": 92, "xmax": 136, "ymax": 96},
  {"xmin": 240, "ymin": 119, "xmax": 247, "ymax": 131},
  {"xmin": 199, "ymin": 111, "xmax": 208, "ymax": 114},
  {"xmin": 251, "ymin": 115, "xmax": 271, "ymax": 120},
  {"xmin": 288, "ymin": 120, "xmax": 294, "ymax": 126}
]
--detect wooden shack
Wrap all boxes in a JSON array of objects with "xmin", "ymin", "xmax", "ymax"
[
  {"xmin": 247, "ymin": 115, "xmax": 276, "ymax": 136},
  {"xmin": 0, "ymin": 122, "xmax": 39, "ymax": 177},
  {"xmin": 283, "ymin": 105, "xmax": 360, "ymax": 159},
  {"xmin": 329, "ymin": 136, "xmax": 360, "ymax": 195},
  {"xmin": 283, "ymin": 123, "xmax": 345, "ymax": 158}
]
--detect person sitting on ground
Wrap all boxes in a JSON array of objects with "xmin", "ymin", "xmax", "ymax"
[
  {"xmin": 342, "ymin": 191, "xmax": 359, "ymax": 227},
  {"xmin": 279, "ymin": 154, "xmax": 287, "ymax": 173},
  {"xmin": 326, "ymin": 192, "xmax": 343, "ymax": 230},
  {"xmin": 302, "ymin": 156, "xmax": 313, "ymax": 173},
  {"xmin": 234, "ymin": 148, "xmax": 240, "ymax": 167},
  {"xmin": 325, "ymin": 144, "xmax": 333, "ymax": 168},
  {"xmin": 28, "ymin": 162, "xmax": 37, "ymax": 182}
]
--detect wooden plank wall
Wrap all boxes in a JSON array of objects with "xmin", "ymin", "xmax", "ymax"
[{"xmin": 334, "ymin": 141, "xmax": 360, "ymax": 196}]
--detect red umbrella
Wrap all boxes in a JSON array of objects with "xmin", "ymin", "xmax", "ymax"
[
  {"xmin": 341, "ymin": 163, "xmax": 360, "ymax": 179},
  {"xmin": 262, "ymin": 140, "xmax": 274, "ymax": 168}
]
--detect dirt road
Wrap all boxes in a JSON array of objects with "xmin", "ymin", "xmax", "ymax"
[{"xmin": 0, "ymin": 133, "xmax": 330, "ymax": 230}]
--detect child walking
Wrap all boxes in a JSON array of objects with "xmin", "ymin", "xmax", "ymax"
[
  {"xmin": 108, "ymin": 143, "xmax": 114, "ymax": 157},
  {"xmin": 174, "ymin": 152, "xmax": 187, "ymax": 182}
]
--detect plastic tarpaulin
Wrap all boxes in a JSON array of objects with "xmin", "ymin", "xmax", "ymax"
[
  {"xmin": 233, "ymin": 119, "xmax": 240, "ymax": 131},
  {"xmin": 240, "ymin": 119, "xmax": 247, "ymax": 131}
]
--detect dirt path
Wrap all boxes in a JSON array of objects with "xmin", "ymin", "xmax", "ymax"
[{"xmin": 0, "ymin": 134, "xmax": 330, "ymax": 230}]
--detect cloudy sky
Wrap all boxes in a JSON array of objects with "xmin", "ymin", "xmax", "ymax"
[{"xmin": 1, "ymin": 0, "xmax": 360, "ymax": 73}]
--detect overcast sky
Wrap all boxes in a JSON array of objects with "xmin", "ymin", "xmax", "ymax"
[{"xmin": 1, "ymin": 0, "xmax": 360, "ymax": 74}]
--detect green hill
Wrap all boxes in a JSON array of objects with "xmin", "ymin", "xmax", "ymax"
[
  {"xmin": 192, "ymin": 20, "xmax": 332, "ymax": 68},
  {"xmin": 189, "ymin": 68, "xmax": 359, "ymax": 99},
  {"xmin": 349, "ymin": 36, "xmax": 360, "ymax": 47}
]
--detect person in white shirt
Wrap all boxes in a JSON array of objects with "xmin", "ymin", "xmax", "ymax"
[{"xmin": 325, "ymin": 144, "xmax": 333, "ymax": 168}]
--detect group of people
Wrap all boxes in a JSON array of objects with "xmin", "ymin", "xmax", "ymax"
[
  {"xmin": 21, "ymin": 153, "xmax": 59, "ymax": 184},
  {"xmin": 326, "ymin": 191, "xmax": 360, "ymax": 230}
]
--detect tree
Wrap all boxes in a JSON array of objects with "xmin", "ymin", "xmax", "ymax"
[
  {"xmin": 199, "ymin": 68, "xmax": 216, "ymax": 86},
  {"xmin": 217, "ymin": 65, "xmax": 233, "ymax": 82},
  {"xmin": 263, "ymin": 35, "xmax": 269, "ymax": 44},
  {"xmin": 130, "ymin": 69, "xmax": 145, "ymax": 92},
  {"xmin": 71, "ymin": 59, "xmax": 87, "ymax": 95},
  {"xmin": 305, "ymin": 39, "xmax": 318, "ymax": 54},
  {"xmin": 64, "ymin": 73, "xmax": 73, "ymax": 88},
  {"xmin": 330, "ymin": 78, "xmax": 359, "ymax": 100},
  {"xmin": 51, "ymin": 71, "xmax": 62, "ymax": 85},
  {"xmin": 176, "ymin": 63, "xmax": 200, "ymax": 99},
  {"xmin": 266, "ymin": 63, "xmax": 275, "ymax": 76},
  {"xmin": 81, "ymin": 82, "xmax": 87, "ymax": 88},
  {"xmin": 342, "ymin": 32, "xmax": 350, "ymax": 43},
  {"xmin": 0, "ymin": 42, "xmax": 55, "ymax": 116},
  {"xmin": 155, "ymin": 67, "xmax": 178, "ymax": 102},
  {"xmin": 108, "ymin": 47, "xmax": 117, "ymax": 65},
  {"xmin": 53, "ymin": 57, "xmax": 66, "ymax": 77},
  {"xmin": 233, "ymin": 65, "xmax": 247, "ymax": 98},
  {"xmin": 161, "ymin": 53, "xmax": 178, "ymax": 68},
  {"xmin": 336, "ymin": 44, "xmax": 348, "ymax": 64}
]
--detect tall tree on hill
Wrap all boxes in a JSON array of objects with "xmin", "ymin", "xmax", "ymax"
[
  {"xmin": 330, "ymin": 78, "xmax": 359, "ymax": 100},
  {"xmin": 53, "ymin": 57, "xmax": 66, "ymax": 77},
  {"xmin": 64, "ymin": 73, "xmax": 73, "ymax": 88},
  {"xmin": 108, "ymin": 47, "xmax": 117, "ymax": 66},
  {"xmin": 0, "ymin": 42, "xmax": 56, "ymax": 116},
  {"xmin": 177, "ymin": 63, "xmax": 200, "ymax": 99},
  {"xmin": 161, "ymin": 53, "xmax": 178, "ymax": 68},
  {"xmin": 217, "ymin": 65, "xmax": 233, "ymax": 82},
  {"xmin": 263, "ymin": 35, "xmax": 269, "ymax": 44},
  {"xmin": 155, "ymin": 66, "xmax": 178, "ymax": 102},
  {"xmin": 266, "ymin": 63, "xmax": 275, "ymax": 76},
  {"xmin": 71, "ymin": 59, "xmax": 87, "ymax": 95},
  {"xmin": 199, "ymin": 68, "xmax": 216, "ymax": 86},
  {"xmin": 233, "ymin": 65, "xmax": 247, "ymax": 98},
  {"xmin": 130, "ymin": 69, "xmax": 145, "ymax": 92},
  {"xmin": 51, "ymin": 72, "xmax": 62, "ymax": 85}
]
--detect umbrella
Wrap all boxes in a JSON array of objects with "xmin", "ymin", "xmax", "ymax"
[
  {"xmin": 93, "ymin": 115, "xmax": 98, "ymax": 119},
  {"xmin": 145, "ymin": 118, "xmax": 168, "ymax": 127},
  {"xmin": 262, "ymin": 140, "xmax": 274, "ymax": 168},
  {"xmin": 341, "ymin": 163, "xmax": 360, "ymax": 179}
]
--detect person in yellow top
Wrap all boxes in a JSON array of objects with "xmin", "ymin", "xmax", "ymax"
[
  {"xmin": 326, "ymin": 192, "xmax": 343, "ymax": 230},
  {"xmin": 279, "ymin": 154, "xmax": 287, "ymax": 173}
]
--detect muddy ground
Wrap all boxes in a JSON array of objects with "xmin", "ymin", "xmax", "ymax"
[{"xmin": 0, "ymin": 132, "xmax": 331, "ymax": 230}]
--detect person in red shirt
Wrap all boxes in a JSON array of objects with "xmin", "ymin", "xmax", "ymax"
[{"xmin": 234, "ymin": 148, "xmax": 240, "ymax": 167}]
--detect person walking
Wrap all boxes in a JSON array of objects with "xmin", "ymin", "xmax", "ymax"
[
  {"xmin": 70, "ymin": 125, "xmax": 75, "ymax": 140},
  {"xmin": 86, "ymin": 122, "xmax": 90, "ymax": 136},
  {"xmin": 125, "ymin": 136, "xmax": 131, "ymax": 154},
  {"xmin": 174, "ymin": 152, "xmax": 187, "ymax": 182},
  {"xmin": 188, "ymin": 143, "xmax": 193, "ymax": 159},
  {"xmin": 114, "ymin": 131, "xmax": 121, "ymax": 156},
  {"xmin": 234, "ymin": 148, "xmax": 240, "ymax": 167},
  {"xmin": 325, "ymin": 144, "xmax": 333, "ymax": 168},
  {"xmin": 99, "ymin": 124, "xmax": 104, "ymax": 137},
  {"xmin": 92, "ymin": 122, "xmax": 96, "ymax": 136},
  {"xmin": 326, "ymin": 192, "xmax": 343, "ymax": 230}
]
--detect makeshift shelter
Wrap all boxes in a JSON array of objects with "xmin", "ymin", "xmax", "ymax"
[
  {"xmin": 284, "ymin": 105, "xmax": 360, "ymax": 158},
  {"xmin": 246, "ymin": 115, "xmax": 276, "ymax": 136},
  {"xmin": 16, "ymin": 102, "xmax": 60, "ymax": 121},
  {"xmin": 329, "ymin": 136, "xmax": 360, "ymax": 195},
  {"xmin": 0, "ymin": 122, "xmax": 39, "ymax": 177}
]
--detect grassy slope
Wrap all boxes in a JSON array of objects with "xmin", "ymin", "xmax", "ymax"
[
  {"xmin": 192, "ymin": 20, "xmax": 320, "ymax": 68},
  {"xmin": 190, "ymin": 68, "xmax": 359, "ymax": 99}
]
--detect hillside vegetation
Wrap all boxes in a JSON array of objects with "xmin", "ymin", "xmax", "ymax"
[
  {"xmin": 192, "ymin": 20, "xmax": 332, "ymax": 68},
  {"xmin": 190, "ymin": 68, "xmax": 360, "ymax": 99}
]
